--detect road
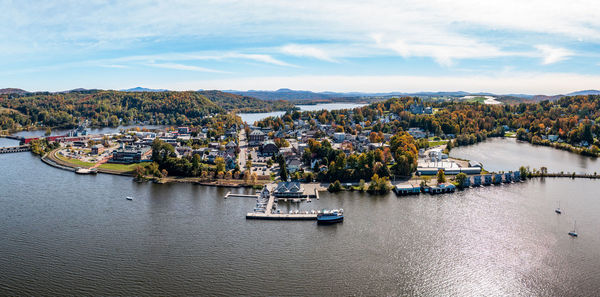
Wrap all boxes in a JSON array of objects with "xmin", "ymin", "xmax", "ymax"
[{"xmin": 238, "ymin": 129, "xmax": 248, "ymax": 172}]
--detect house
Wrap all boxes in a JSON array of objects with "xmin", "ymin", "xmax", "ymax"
[
  {"xmin": 249, "ymin": 130, "xmax": 266, "ymax": 146},
  {"xmin": 273, "ymin": 182, "xmax": 305, "ymax": 198},
  {"xmin": 91, "ymin": 144, "xmax": 104, "ymax": 155},
  {"xmin": 333, "ymin": 132, "xmax": 346, "ymax": 143},
  {"xmin": 287, "ymin": 159, "xmax": 302, "ymax": 173},
  {"xmin": 407, "ymin": 127, "xmax": 427, "ymax": 139},
  {"xmin": 409, "ymin": 104, "xmax": 424, "ymax": 114},
  {"xmin": 178, "ymin": 127, "xmax": 190, "ymax": 134},
  {"xmin": 260, "ymin": 141, "xmax": 279, "ymax": 157},
  {"xmin": 226, "ymin": 141, "xmax": 237, "ymax": 150}
]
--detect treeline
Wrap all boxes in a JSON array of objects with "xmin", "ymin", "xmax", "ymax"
[
  {"xmin": 297, "ymin": 131, "xmax": 417, "ymax": 183},
  {"xmin": 257, "ymin": 95, "xmax": 600, "ymax": 155},
  {"xmin": 0, "ymin": 90, "xmax": 290, "ymax": 130}
]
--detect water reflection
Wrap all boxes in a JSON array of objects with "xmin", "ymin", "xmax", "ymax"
[{"xmin": 450, "ymin": 138, "xmax": 600, "ymax": 174}]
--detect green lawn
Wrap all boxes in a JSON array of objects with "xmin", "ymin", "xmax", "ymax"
[
  {"xmin": 99, "ymin": 162, "xmax": 150, "ymax": 172},
  {"xmin": 428, "ymin": 140, "xmax": 449, "ymax": 146},
  {"xmin": 55, "ymin": 153, "xmax": 96, "ymax": 167}
]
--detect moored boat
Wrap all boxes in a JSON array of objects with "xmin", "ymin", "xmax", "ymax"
[{"xmin": 317, "ymin": 209, "xmax": 344, "ymax": 224}]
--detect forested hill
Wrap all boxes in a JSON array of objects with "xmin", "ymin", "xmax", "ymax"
[
  {"xmin": 0, "ymin": 90, "xmax": 292, "ymax": 130},
  {"xmin": 197, "ymin": 90, "xmax": 294, "ymax": 112}
]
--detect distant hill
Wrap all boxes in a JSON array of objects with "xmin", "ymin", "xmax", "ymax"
[
  {"xmin": 0, "ymin": 88, "xmax": 28, "ymax": 95},
  {"xmin": 121, "ymin": 87, "xmax": 169, "ymax": 92},
  {"xmin": 197, "ymin": 90, "xmax": 294, "ymax": 112},
  {"xmin": 566, "ymin": 90, "xmax": 600, "ymax": 96},
  {"xmin": 228, "ymin": 88, "xmax": 338, "ymax": 101},
  {"xmin": 531, "ymin": 95, "xmax": 564, "ymax": 102}
]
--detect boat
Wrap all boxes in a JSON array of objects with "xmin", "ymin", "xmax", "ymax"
[
  {"xmin": 568, "ymin": 220, "xmax": 578, "ymax": 237},
  {"xmin": 317, "ymin": 209, "xmax": 344, "ymax": 224},
  {"xmin": 126, "ymin": 196, "xmax": 133, "ymax": 201},
  {"xmin": 555, "ymin": 201, "xmax": 562, "ymax": 214}
]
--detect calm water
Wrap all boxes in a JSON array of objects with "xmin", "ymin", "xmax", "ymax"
[
  {"xmin": 12, "ymin": 125, "xmax": 166, "ymax": 138},
  {"xmin": 451, "ymin": 137, "xmax": 600, "ymax": 174},
  {"xmin": 238, "ymin": 103, "xmax": 367, "ymax": 124},
  {"xmin": 1, "ymin": 139, "xmax": 600, "ymax": 295}
]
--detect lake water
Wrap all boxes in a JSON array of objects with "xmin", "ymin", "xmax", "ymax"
[
  {"xmin": 12, "ymin": 125, "xmax": 166, "ymax": 138},
  {"xmin": 238, "ymin": 103, "xmax": 367, "ymax": 124},
  {"xmin": 1, "ymin": 139, "xmax": 600, "ymax": 295},
  {"xmin": 450, "ymin": 137, "xmax": 600, "ymax": 174}
]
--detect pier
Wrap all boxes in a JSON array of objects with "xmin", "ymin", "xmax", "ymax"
[
  {"xmin": 245, "ymin": 185, "xmax": 319, "ymax": 220},
  {"xmin": 224, "ymin": 192, "xmax": 259, "ymax": 199},
  {"xmin": 0, "ymin": 145, "xmax": 30, "ymax": 153}
]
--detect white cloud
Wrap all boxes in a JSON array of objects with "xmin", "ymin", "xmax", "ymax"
[
  {"xmin": 535, "ymin": 45, "xmax": 574, "ymax": 65},
  {"xmin": 280, "ymin": 44, "xmax": 338, "ymax": 62},
  {"xmin": 145, "ymin": 63, "xmax": 229, "ymax": 73}
]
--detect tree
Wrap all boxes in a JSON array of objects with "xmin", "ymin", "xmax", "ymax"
[
  {"xmin": 280, "ymin": 162, "xmax": 288, "ymax": 181},
  {"xmin": 455, "ymin": 172, "xmax": 467, "ymax": 188},
  {"xmin": 215, "ymin": 157, "xmax": 226, "ymax": 173},
  {"xmin": 437, "ymin": 169, "xmax": 446, "ymax": 184},
  {"xmin": 134, "ymin": 165, "xmax": 145, "ymax": 180},
  {"xmin": 245, "ymin": 160, "xmax": 252, "ymax": 171},
  {"xmin": 519, "ymin": 166, "xmax": 530, "ymax": 179},
  {"xmin": 328, "ymin": 180, "xmax": 342, "ymax": 192}
]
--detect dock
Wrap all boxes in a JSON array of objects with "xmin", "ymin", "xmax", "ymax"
[
  {"xmin": 245, "ymin": 185, "xmax": 319, "ymax": 220},
  {"xmin": 0, "ymin": 144, "xmax": 30, "ymax": 154},
  {"xmin": 224, "ymin": 191, "xmax": 259, "ymax": 199},
  {"xmin": 246, "ymin": 212, "xmax": 317, "ymax": 220}
]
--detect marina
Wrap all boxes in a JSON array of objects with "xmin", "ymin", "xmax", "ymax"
[{"xmin": 245, "ymin": 185, "xmax": 338, "ymax": 221}]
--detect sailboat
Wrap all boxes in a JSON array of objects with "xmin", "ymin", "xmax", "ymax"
[
  {"xmin": 555, "ymin": 201, "xmax": 562, "ymax": 214},
  {"xmin": 568, "ymin": 220, "xmax": 578, "ymax": 237}
]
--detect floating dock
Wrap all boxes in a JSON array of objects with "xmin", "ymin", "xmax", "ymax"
[
  {"xmin": 245, "ymin": 185, "xmax": 319, "ymax": 220},
  {"xmin": 224, "ymin": 191, "xmax": 259, "ymax": 199},
  {"xmin": 245, "ymin": 212, "xmax": 317, "ymax": 220}
]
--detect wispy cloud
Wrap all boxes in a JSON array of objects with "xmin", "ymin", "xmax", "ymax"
[
  {"xmin": 280, "ymin": 44, "xmax": 338, "ymax": 62},
  {"xmin": 100, "ymin": 64, "xmax": 129, "ymax": 69},
  {"xmin": 535, "ymin": 45, "xmax": 574, "ymax": 65},
  {"xmin": 146, "ymin": 62, "xmax": 230, "ymax": 73}
]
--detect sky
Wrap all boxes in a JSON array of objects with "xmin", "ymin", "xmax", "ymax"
[{"xmin": 1, "ymin": 0, "xmax": 600, "ymax": 94}]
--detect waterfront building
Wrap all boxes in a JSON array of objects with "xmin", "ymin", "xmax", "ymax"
[
  {"xmin": 273, "ymin": 182, "xmax": 305, "ymax": 198},
  {"xmin": 504, "ymin": 172, "xmax": 513, "ymax": 183},
  {"xmin": 493, "ymin": 174, "xmax": 503, "ymax": 184},
  {"xmin": 483, "ymin": 174, "xmax": 493, "ymax": 185},
  {"xmin": 473, "ymin": 175, "xmax": 482, "ymax": 186},
  {"xmin": 110, "ymin": 145, "xmax": 150, "ymax": 163},
  {"xmin": 394, "ymin": 184, "xmax": 421, "ymax": 195}
]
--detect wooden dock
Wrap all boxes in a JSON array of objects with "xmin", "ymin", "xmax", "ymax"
[
  {"xmin": 246, "ymin": 212, "xmax": 317, "ymax": 220},
  {"xmin": 0, "ymin": 145, "xmax": 30, "ymax": 153},
  {"xmin": 224, "ymin": 191, "xmax": 259, "ymax": 199},
  {"xmin": 245, "ymin": 185, "xmax": 318, "ymax": 220}
]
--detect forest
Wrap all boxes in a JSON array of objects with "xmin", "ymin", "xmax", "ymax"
[{"xmin": 0, "ymin": 90, "xmax": 293, "ymax": 131}]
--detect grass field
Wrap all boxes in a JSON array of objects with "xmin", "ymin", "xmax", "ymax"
[
  {"xmin": 428, "ymin": 139, "xmax": 449, "ymax": 146},
  {"xmin": 54, "ymin": 152, "xmax": 96, "ymax": 167},
  {"xmin": 99, "ymin": 162, "xmax": 150, "ymax": 172}
]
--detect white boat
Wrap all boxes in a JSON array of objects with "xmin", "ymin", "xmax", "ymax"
[
  {"xmin": 555, "ymin": 201, "xmax": 562, "ymax": 214},
  {"xmin": 126, "ymin": 196, "xmax": 133, "ymax": 201},
  {"xmin": 568, "ymin": 220, "xmax": 578, "ymax": 237}
]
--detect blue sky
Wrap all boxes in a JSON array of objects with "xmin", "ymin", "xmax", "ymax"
[{"xmin": 1, "ymin": 0, "xmax": 600, "ymax": 94}]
